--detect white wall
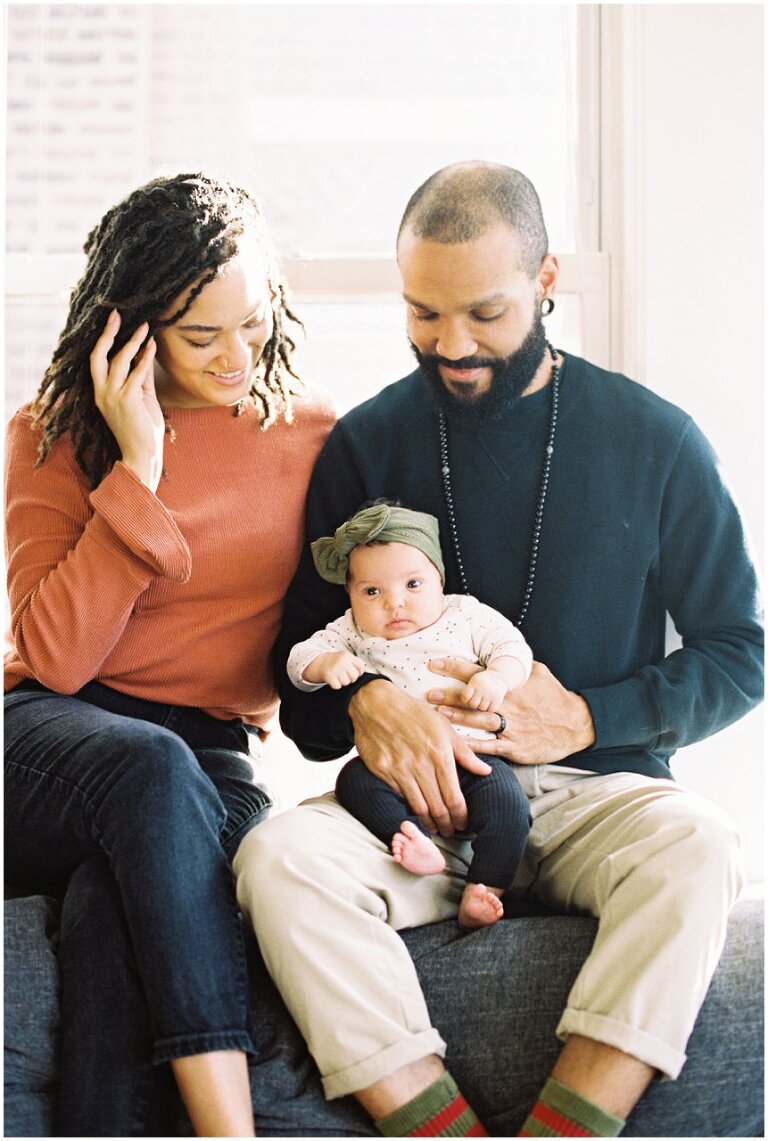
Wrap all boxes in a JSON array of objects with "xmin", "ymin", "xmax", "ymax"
[{"xmin": 603, "ymin": 5, "xmax": 764, "ymax": 879}]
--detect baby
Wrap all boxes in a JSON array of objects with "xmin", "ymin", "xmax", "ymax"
[{"xmin": 287, "ymin": 501, "xmax": 534, "ymax": 929}]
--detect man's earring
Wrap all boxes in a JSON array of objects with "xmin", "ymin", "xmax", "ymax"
[{"xmin": 541, "ymin": 297, "xmax": 555, "ymax": 316}]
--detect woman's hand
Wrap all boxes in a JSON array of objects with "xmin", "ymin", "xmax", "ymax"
[
  {"xmin": 348, "ymin": 680, "xmax": 492, "ymax": 836},
  {"xmin": 90, "ymin": 310, "xmax": 164, "ymax": 491},
  {"xmin": 427, "ymin": 658, "xmax": 596, "ymax": 765}
]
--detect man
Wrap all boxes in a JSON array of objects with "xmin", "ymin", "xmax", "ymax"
[{"xmin": 234, "ymin": 162, "xmax": 763, "ymax": 1137}]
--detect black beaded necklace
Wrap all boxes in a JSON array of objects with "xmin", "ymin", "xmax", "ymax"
[{"xmin": 438, "ymin": 342, "xmax": 561, "ymax": 627}]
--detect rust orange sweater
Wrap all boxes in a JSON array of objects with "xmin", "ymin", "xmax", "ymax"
[{"xmin": 4, "ymin": 391, "xmax": 336, "ymax": 726}]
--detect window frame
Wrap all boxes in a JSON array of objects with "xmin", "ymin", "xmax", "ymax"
[{"xmin": 5, "ymin": 7, "xmax": 610, "ymax": 370}]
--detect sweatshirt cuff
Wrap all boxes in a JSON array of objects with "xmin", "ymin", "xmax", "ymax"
[
  {"xmin": 89, "ymin": 462, "xmax": 192, "ymax": 582},
  {"xmin": 278, "ymin": 672, "xmax": 391, "ymax": 761},
  {"xmin": 579, "ymin": 674, "xmax": 660, "ymax": 752}
]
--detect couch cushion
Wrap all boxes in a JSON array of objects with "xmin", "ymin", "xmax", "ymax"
[
  {"xmin": 4, "ymin": 895, "xmax": 61, "ymax": 1138},
  {"xmin": 402, "ymin": 898, "xmax": 765, "ymax": 1137},
  {"xmin": 4, "ymin": 895, "xmax": 764, "ymax": 1137}
]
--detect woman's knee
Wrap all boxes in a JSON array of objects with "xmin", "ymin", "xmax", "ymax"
[{"xmin": 93, "ymin": 724, "xmax": 224, "ymax": 832}]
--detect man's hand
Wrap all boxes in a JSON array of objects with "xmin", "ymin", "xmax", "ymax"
[
  {"xmin": 427, "ymin": 659, "xmax": 596, "ymax": 765},
  {"xmin": 303, "ymin": 650, "xmax": 366, "ymax": 689},
  {"xmin": 347, "ymin": 680, "xmax": 492, "ymax": 836}
]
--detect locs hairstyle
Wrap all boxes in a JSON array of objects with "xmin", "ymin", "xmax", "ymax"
[{"xmin": 32, "ymin": 173, "xmax": 305, "ymax": 488}]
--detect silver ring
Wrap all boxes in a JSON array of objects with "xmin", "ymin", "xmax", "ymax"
[{"xmin": 495, "ymin": 714, "xmax": 507, "ymax": 738}]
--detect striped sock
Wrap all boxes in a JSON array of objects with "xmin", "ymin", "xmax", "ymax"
[
  {"xmin": 376, "ymin": 1072, "xmax": 488, "ymax": 1137},
  {"xmin": 518, "ymin": 1078, "xmax": 625, "ymax": 1137}
]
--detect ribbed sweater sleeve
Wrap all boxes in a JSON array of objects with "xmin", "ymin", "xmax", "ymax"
[
  {"xmin": 90, "ymin": 463, "xmax": 191, "ymax": 580},
  {"xmin": 5, "ymin": 411, "xmax": 191, "ymax": 694}
]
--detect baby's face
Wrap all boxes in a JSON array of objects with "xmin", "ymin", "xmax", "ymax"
[{"xmin": 347, "ymin": 542, "xmax": 445, "ymax": 640}]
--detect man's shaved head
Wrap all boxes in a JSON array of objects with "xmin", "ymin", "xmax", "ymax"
[{"xmin": 398, "ymin": 161, "xmax": 549, "ymax": 277}]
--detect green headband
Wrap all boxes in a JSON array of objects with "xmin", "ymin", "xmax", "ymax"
[{"xmin": 311, "ymin": 503, "xmax": 445, "ymax": 585}]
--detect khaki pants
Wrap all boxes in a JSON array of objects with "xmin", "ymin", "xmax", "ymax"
[{"xmin": 234, "ymin": 768, "xmax": 743, "ymax": 1099}]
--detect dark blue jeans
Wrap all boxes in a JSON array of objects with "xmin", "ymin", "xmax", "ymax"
[{"xmin": 5, "ymin": 680, "xmax": 272, "ymax": 1135}]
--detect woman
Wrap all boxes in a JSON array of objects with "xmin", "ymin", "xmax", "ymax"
[{"xmin": 4, "ymin": 173, "xmax": 335, "ymax": 1135}]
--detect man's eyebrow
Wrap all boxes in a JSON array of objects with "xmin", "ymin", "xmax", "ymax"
[
  {"xmin": 402, "ymin": 291, "xmax": 509, "ymax": 310},
  {"xmin": 402, "ymin": 293, "xmax": 431, "ymax": 310}
]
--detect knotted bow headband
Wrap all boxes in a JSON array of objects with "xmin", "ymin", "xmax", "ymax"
[{"xmin": 311, "ymin": 503, "xmax": 445, "ymax": 585}]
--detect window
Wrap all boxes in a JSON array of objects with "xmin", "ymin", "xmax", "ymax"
[{"xmin": 6, "ymin": 4, "xmax": 602, "ymax": 416}]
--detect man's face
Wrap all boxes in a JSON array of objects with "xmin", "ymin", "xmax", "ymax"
[{"xmin": 397, "ymin": 221, "xmax": 554, "ymax": 417}]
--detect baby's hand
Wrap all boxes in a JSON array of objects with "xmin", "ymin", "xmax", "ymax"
[
  {"xmin": 303, "ymin": 650, "xmax": 366, "ymax": 689},
  {"xmin": 458, "ymin": 668, "xmax": 508, "ymax": 712}
]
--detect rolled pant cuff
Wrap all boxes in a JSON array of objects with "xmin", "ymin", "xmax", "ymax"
[
  {"xmin": 321, "ymin": 1029, "xmax": 447, "ymax": 1100},
  {"xmin": 557, "ymin": 1008, "xmax": 686, "ymax": 1081},
  {"xmin": 152, "ymin": 1028, "xmax": 255, "ymax": 1065}
]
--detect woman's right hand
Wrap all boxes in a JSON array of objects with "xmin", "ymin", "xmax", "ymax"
[{"xmin": 90, "ymin": 309, "xmax": 165, "ymax": 491}]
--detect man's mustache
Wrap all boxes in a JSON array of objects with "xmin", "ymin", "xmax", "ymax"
[{"xmin": 421, "ymin": 353, "xmax": 500, "ymax": 371}]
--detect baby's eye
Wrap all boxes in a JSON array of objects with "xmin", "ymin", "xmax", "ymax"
[
  {"xmin": 407, "ymin": 579, "xmax": 423, "ymax": 590},
  {"xmin": 365, "ymin": 586, "xmax": 380, "ymax": 597}
]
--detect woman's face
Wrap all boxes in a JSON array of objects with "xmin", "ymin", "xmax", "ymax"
[{"xmin": 153, "ymin": 240, "xmax": 274, "ymax": 408}]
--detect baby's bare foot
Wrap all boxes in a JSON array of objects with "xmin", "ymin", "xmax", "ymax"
[
  {"xmin": 391, "ymin": 820, "xmax": 446, "ymax": 876},
  {"xmin": 458, "ymin": 883, "xmax": 505, "ymax": 929}
]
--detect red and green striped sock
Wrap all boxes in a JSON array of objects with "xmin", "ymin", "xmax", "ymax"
[
  {"xmin": 518, "ymin": 1078, "xmax": 625, "ymax": 1137},
  {"xmin": 376, "ymin": 1072, "xmax": 488, "ymax": 1137}
]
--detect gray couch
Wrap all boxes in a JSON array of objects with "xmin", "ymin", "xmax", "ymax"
[{"xmin": 4, "ymin": 894, "xmax": 764, "ymax": 1137}]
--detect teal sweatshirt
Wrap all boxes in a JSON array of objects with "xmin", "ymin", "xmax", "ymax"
[{"xmin": 274, "ymin": 354, "xmax": 763, "ymax": 777}]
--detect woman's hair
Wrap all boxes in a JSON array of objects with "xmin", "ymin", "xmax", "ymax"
[{"xmin": 32, "ymin": 172, "xmax": 305, "ymax": 486}]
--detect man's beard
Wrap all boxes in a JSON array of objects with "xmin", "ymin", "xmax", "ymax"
[{"xmin": 412, "ymin": 311, "xmax": 549, "ymax": 423}]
